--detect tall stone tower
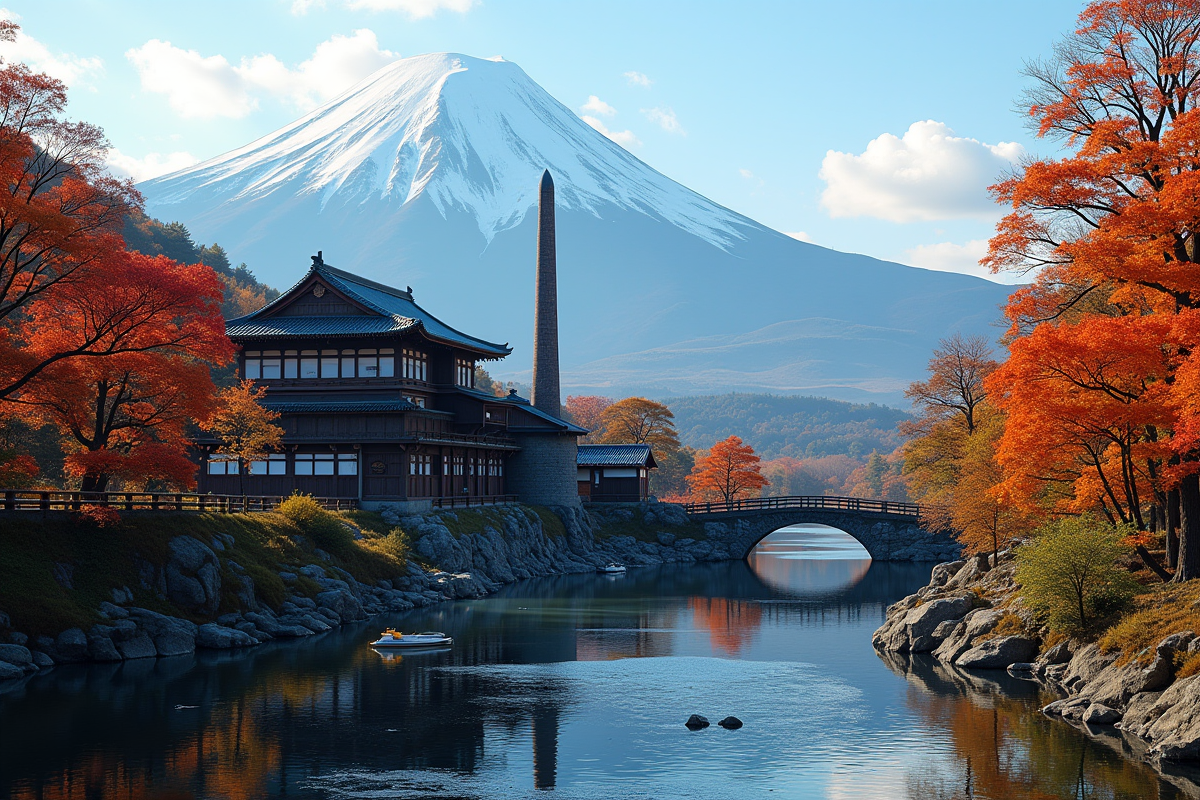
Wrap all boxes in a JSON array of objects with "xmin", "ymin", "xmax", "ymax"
[{"xmin": 531, "ymin": 169, "xmax": 560, "ymax": 416}]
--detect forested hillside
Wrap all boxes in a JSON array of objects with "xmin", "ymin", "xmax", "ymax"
[{"xmin": 667, "ymin": 394, "xmax": 909, "ymax": 461}]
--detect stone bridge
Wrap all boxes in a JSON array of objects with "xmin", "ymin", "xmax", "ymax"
[{"xmin": 684, "ymin": 496, "xmax": 961, "ymax": 562}]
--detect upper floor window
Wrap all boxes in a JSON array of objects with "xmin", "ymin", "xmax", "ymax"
[
  {"xmin": 402, "ymin": 348, "xmax": 428, "ymax": 381},
  {"xmin": 456, "ymin": 358, "xmax": 475, "ymax": 387},
  {"xmin": 247, "ymin": 347, "xmax": 395, "ymax": 380},
  {"xmin": 243, "ymin": 351, "xmax": 282, "ymax": 380}
]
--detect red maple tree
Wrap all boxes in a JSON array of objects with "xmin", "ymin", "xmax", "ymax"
[{"xmin": 687, "ymin": 435, "xmax": 769, "ymax": 504}]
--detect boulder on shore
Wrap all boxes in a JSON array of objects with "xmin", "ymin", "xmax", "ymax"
[{"xmin": 955, "ymin": 635, "xmax": 1038, "ymax": 670}]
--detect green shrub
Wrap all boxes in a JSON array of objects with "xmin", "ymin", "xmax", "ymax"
[
  {"xmin": 379, "ymin": 528, "xmax": 410, "ymax": 563},
  {"xmin": 277, "ymin": 492, "xmax": 353, "ymax": 554},
  {"xmin": 1016, "ymin": 516, "xmax": 1140, "ymax": 635}
]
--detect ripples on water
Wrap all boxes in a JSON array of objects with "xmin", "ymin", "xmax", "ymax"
[{"xmin": 0, "ymin": 524, "xmax": 1194, "ymax": 799}]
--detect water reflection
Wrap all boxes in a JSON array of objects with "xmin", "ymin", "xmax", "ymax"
[
  {"xmin": 0, "ymin": 548, "xmax": 1190, "ymax": 799},
  {"xmin": 748, "ymin": 524, "xmax": 872, "ymax": 595}
]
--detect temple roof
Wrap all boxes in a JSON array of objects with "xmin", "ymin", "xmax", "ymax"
[
  {"xmin": 454, "ymin": 386, "xmax": 587, "ymax": 435},
  {"xmin": 226, "ymin": 260, "xmax": 512, "ymax": 358},
  {"xmin": 578, "ymin": 444, "xmax": 657, "ymax": 468}
]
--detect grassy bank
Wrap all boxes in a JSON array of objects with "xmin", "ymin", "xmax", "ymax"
[{"xmin": 0, "ymin": 510, "xmax": 407, "ymax": 637}]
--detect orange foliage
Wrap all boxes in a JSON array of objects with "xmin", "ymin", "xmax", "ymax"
[
  {"xmin": 12, "ymin": 250, "xmax": 233, "ymax": 491},
  {"xmin": 686, "ymin": 435, "xmax": 769, "ymax": 503},
  {"xmin": 563, "ymin": 395, "xmax": 613, "ymax": 443}
]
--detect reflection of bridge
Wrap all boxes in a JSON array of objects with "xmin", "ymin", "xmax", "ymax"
[{"xmin": 682, "ymin": 496, "xmax": 959, "ymax": 562}]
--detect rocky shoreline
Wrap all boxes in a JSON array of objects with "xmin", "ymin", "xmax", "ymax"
[
  {"xmin": 0, "ymin": 501, "xmax": 759, "ymax": 684},
  {"xmin": 874, "ymin": 553, "xmax": 1200, "ymax": 772}
]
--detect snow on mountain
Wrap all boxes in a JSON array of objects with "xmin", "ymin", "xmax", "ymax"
[
  {"xmin": 141, "ymin": 53, "xmax": 748, "ymax": 248},
  {"xmin": 140, "ymin": 53, "xmax": 1014, "ymax": 405}
]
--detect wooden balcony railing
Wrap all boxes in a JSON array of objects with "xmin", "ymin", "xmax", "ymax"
[
  {"xmin": 0, "ymin": 490, "xmax": 358, "ymax": 513},
  {"xmin": 682, "ymin": 495, "xmax": 921, "ymax": 518},
  {"xmin": 430, "ymin": 494, "xmax": 519, "ymax": 509}
]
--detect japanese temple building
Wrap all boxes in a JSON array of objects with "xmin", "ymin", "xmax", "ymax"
[{"xmin": 195, "ymin": 255, "xmax": 584, "ymax": 510}]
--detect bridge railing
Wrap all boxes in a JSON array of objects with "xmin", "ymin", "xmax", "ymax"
[
  {"xmin": 682, "ymin": 495, "xmax": 921, "ymax": 518},
  {"xmin": 0, "ymin": 490, "xmax": 358, "ymax": 513}
]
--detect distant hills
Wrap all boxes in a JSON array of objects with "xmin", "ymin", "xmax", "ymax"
[
  {"xmin": 138, "ymin": 52, "xmax": 1014, "ymax": 406},
  {"xmin": 667, "ymin": 394, "xmax": 909, "ymax": 460}
]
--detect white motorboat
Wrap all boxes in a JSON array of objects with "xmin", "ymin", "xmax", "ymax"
[
  {"xmin": 370, "ymin": 629, "xmax": 453, "ymax": 648},
  {"xmin": 598, "ymin": 563, "xmax": 626, "ymax": 574}
]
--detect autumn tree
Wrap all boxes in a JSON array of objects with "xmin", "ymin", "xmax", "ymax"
[
  {"xmin": 597, "ymin": 397, "xmax": 681, "ymax": 450},
  {"xmin": 687, "ymin": 435, "xmax": 769, "ymax": 504},
  {"xmin": 0, "ymin": 22, "xmax": 140, "ymax": 400},
  {"xmin": 981, "ymin": 0, "xmax": 1200, "ymax": 579},
  {"xmin": 201, "ymin": 380, "xmax": 285, "ymax": 497},
  {"xmin": 564, "ymin": 395, "xmax": 614, "ymax": 443},
  {"xmin": 904, "ymin": 333, "xmax": 997, "ymax": 435},
  {"xmin": 12, "ymin": 250, "xmax": 233, "ymax": 491}
]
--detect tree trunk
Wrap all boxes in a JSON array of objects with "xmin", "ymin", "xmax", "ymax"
[
  {"xmin": 1168, "ymin": 487, "xmax": 1181, "ymax": 569},
  {"xmin": 1174, "ymin": 473, "xmax": 1200, "ymax": 582}
]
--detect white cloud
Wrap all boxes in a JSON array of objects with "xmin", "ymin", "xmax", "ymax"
[
  {"xmin": 582, "ymin": 115, "xmax": 640, "ymax": 149},
  {"xmin": 126, "ymin": 30, "xmax": 398, "ymax": 119},
  {"xmin": 642, "ymin": 106, "xmax": 685, "ymax": 135},
  {"xmin": 345, "ymin": 0, "xmax": 475, "ymax": 17},
  {"xmin": 106, "ymin": 148, "xmax": 199, "ymax": 182},
  {"xmin": 785, "ymin": 231, "xmax": 813, "ymax": 243},
  {"xmin": 624, "ymin": 70, "xmax": 652, "ymax": 87},
  {"xmin": 739, "ymin": 168, "xmax": 754, "ymax": 179},
  {"xmin": 0, "ymin": 9, "xmax": 103, "ymax": 86},
  {"xmin": 820, "ymin": 121, "xmax": 1021, "ymax": 223},
  {"xmin": 581, "ymin": 95, "xmax": 616, "ymax": 117},
  {"xmin": 291, "ymin": 0, "xmax": 326, "ymax": 13},
  {"xmin": 904, "ymin": 239, "xmax": 1019, "ymax": 283}
]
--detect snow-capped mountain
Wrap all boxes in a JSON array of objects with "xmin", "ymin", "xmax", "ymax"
[{"xmin": 140, "ymin": 53, "xmax": 1013, "ymax": 405}]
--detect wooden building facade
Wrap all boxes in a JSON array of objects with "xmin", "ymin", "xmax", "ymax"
[
  {"xmin": 196, "ymin": 257, "xmax": 583, "ymax": 508},
  {"xmin": 577, "ymin": 444, "xmax": 657, "ymax": 502}
]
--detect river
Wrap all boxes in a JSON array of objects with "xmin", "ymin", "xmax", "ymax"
[{"xmin": 0, "ymin": 525, "xmax": 1193, "ymax": 799}]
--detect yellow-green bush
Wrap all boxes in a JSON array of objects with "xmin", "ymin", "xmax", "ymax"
[
  {"xmin": 277, "ymin": 492, "xmax": 354, "ymax": 554},
  {"xmin": 1016, "ymin": 516, "xmax": 1140, "ymax": 635}
]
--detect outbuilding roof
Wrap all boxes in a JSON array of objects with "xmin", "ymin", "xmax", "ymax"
[
  {"xmin": 226, "ymin": 260, "xmax": 512, "ymax": 358},
  {"xmin": 578, "ymin": 444, "xmax": 657, "ymax": 468}
]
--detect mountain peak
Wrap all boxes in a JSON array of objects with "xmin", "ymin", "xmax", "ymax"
[{"xmin": 141, "ymin": 52, "xmax": 750, "ymax": 247}]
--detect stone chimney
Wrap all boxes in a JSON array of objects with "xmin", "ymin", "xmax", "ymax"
[{"xmin": 532, "ymin": 169, "xmax": 560, "ymax": 416}]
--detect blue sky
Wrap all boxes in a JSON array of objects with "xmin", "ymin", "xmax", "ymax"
[{"xmin": 9, "ymin": 0, "xmax": 1083, "ymax": 283}]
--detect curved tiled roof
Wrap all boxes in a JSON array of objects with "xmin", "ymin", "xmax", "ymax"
[
  {"xmin": 227, "ymin": 261, "xmax": 511, "ymax": 358},
  {"xmin": 578, "ymin": 443, "xmax": 657, "ymax": 468}
]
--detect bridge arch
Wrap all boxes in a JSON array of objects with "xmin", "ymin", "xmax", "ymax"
[{"xmin": 683, "ymin": 497, "xmax": 961, "ymax": 562}]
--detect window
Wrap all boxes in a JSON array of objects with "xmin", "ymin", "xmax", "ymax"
[
  {"xmin": 249, "ymin": 453, "xmax": 287, "ymax": 475},
  {"xmin": 358, "ymin": 349, "xmax": 379, "ymax": 378},
  {"xmin": 261, "ymin": 350, "xmax": 282, "ymax": 380},
  {"xmin": 453, "ymin": 456, "xmax": 465, "ymax": 476},
  {"xmin": 207, "ymin": 454, "xmax": 239, "ymax": 475},
  {"xmin": 284, "ymin": 358, "xmax": 298, "ymax": 379},
  {"xmin": 294, "ymin": 453, "xmax": 335, "ymax": 476},
  {"xmin": 380, "ymin": 348, "xmax": 395, "ymax": 377},
  {"xmin": 300, "ymin": 350, "xmax": 319, "ymax": 379},
  {"xmin": 243, "ymin": 351, "xmax": 261, "ymax": 380},
  {"xmin": 338, "ymin": 453, "xmax": 358, "ymax": 475},
  {"xmin": 402, "ymin": 348, "xmax": 427, "ymax": 381},
  {"xmin": 320, "ymin": 349, "xmax": 339, "ymax": 378},
  {"xmin": 342, "ymin": 349, "xmax": 356, "ymax": 378},
  {"xmin": 409, "ymin": 454, "xmax": 432, "ymax": 475},
  {"xmin": 456, "ymin": 358, "xmax": 474, "ymax": 387},
  {"xmin": 404, "ymin": 394, "xmax": 427, "ymax": 409}
]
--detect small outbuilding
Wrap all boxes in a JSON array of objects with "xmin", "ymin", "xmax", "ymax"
[{"xmin": 577, "ymin": 444, "xmax": 657, "ymax": 502}]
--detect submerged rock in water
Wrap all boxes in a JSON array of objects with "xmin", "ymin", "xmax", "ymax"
[
  {"xmin": 718, "ymin": 716, "xmax": 743, "ymax": 729},
  {"xmin": 685, "ymin": 714, "xmax": 710, "ymax": 730}
]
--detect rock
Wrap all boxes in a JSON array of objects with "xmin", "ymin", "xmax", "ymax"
[
  {"xmin": 0, "ymin": 644, "xmax": 32, "ymax": 666},
  {"xmin": 110, "ymin": 586, "xmax": 133, "ymax": 604},
  {"xmin": 127, "ymin": 608, "xmax": 196, "ymax": 657},
  {"xmin": 164, "ymin": 536, "xmax": 222, "ymax": 614},
  {"xmin": 1159, "ymin": 631, "xmax": 1196, "ymax": 658},
  {"xmin": 54, "ymin": 628, "xmax": 89, "ymax": 662},
  {"xmin": 0, "ymin": 660, "xmax": 22, "ymax": 681},
  {"xmin": 195, "ymin": 624, "xmax": 258, "ymax": 649},
  {"xmin": 8, "ymin": 632, "xmax": 27, "ymax": 646},
  {"xmin": 929, "ymin": 560, "xmax": 966, "ymax": 588},
  {"xmin": 1039, "ymin": 639, "xmax": 1075, "ymax": 666},
  {"xmin": 116, "ymin": 633, "xmax": 156, "ymax": 660},
  {"xmin": 717, "ymin": 716, "xmax": 743, "ymax": 729},
  {"xmin": 932, "ymin": 620, "xmax": 960, "ymax": 640},
  {"xmin": 31, "ymin": 651, "xmax": 54, "ymax": 668},
  {"xmin": 1082, "ymin": 703, "xmax": 1122, "ymax": 725},
  {"xmin": 51, "ymin": 562, "xmax": 74, "ymax": 589},
  {"xmin": 1142, "ymin": 654, "xmax": 1175, "ymax": 692},
  {"xmin": 956, "ymin": 635, "xmax": 1038, "ymax": 669},
  {"xmin": 684, "ymin": 714, "xmax": 710, "ymax": 730},
  {"xmin": 88, "ymin": 634, "xmax": 122, "ymax": 662},
  {"xmin": 98, "ymin": 602, "xmax": 129, "ymax": 620},
  {"xmin": 1007, "ymin": 662, "xmax": 1037, "ymax": 675}
]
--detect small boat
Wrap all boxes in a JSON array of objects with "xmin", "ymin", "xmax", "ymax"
[
  {"xmin": 370, "ymin": 629, "xmax": 453, "ymax": 648},
  {"xmin": 598, "ymin": 563, "xmax": 626, "ymax": 574}
]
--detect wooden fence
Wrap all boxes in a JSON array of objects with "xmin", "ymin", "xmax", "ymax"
[
  {"xmin": 431, "ymin": 494, "xmax": 519, "ymax": 509},
  {"xmin": 0, "ymin": 490, "xmax": 358, "ymax": 513},
  {"xmin": 682, "ymin": 495, "xmax": 921, "ymax": 518}
]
